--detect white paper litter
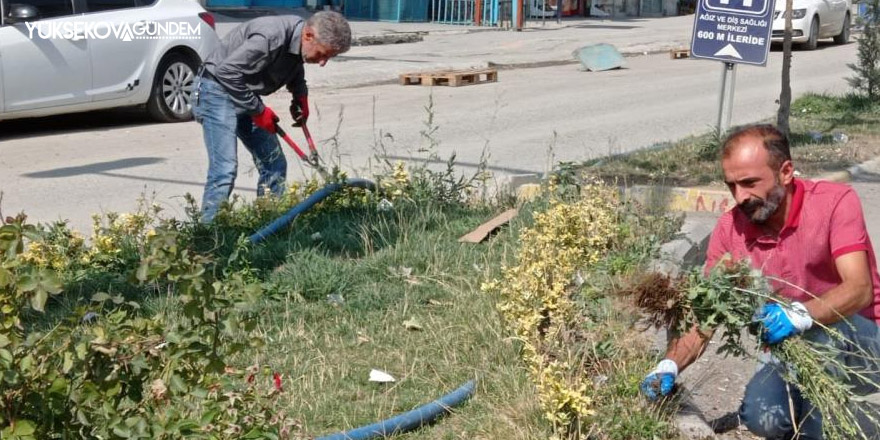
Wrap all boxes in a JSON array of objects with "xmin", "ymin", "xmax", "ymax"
[{"xmin": 369, "ymin": 369, "xmax": 396, "ymax": 383}]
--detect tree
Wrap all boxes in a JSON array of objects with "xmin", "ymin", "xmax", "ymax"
[
  {"xmin": 848, "ymin": 0, "xmax": 880, "ymax": 99},
  {"xmin": 777, "ymin": 0, "xmax": 794, "ymax": 138}
]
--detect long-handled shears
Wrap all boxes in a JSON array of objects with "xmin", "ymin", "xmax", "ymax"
[{"xmin": 275, "ymin": 122, "xmax": 330, "ymax": 180}]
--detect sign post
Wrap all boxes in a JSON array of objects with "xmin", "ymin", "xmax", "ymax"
[
  {"xmin": 690, "ymin": 0, "xmax": 776, "ymax": 134},
  {"xmin": 716, "ymin": 62, "xmax": 737, "ymax": 133}
]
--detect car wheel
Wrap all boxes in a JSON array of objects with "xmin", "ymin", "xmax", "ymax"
[
  {"xmin": 802, "ymin": 16, "xmax": 819, "ymax": 50},
  {"xmin": 833, "ymin": 12, "xmax": 851, "ymax": 44},
  {"xmin": 147, "ymin": 53, "xmax": 198, "ymax": 122}
]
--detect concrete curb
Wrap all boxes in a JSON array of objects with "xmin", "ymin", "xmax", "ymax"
[
  {"xmin": 630, "ymin": 154, "xmax": 880, "ymax": 217},
  {"xmin": 815, "ymin": 155, "xmax": 880, "ymax": 183}
]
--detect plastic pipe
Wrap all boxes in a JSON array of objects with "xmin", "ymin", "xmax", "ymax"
[
  {"xmin": 315, "ymin": 380, "xmax": 476, "ymax": 440},
  {"xmin": 248, "ymin": 178, "xmax": 376, "ymax": 244}
]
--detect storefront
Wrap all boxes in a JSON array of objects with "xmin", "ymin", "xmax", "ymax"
[{"xmin": 590, "ymin": 0, "xmax": 680, "ymax": 16}]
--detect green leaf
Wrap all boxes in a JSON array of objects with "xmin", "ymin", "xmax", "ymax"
[
  {"xmin": 241, "ymin": 428, "xmax": 265, "ymax": 439},
  {"xmin": 136, "ymin": 262, "xmax": 149, "ymax": 283},
  {"xmin": 0, "ymin": 267, "xmax": 11, "ymax": 288},
  {"xmin": 0, "ymin": 334, "xmax": 10, "ymax": 349},
  {"xmin": 2, "ymin": 368, "xmax": 18, "ymax": 385},
  {"xmin": 19, "ymin": 355, "xmax": 33, "ymax": 372},
  {"xmin": 16, "ymin": 273, "xmax": 38, "ymax": 293},
  {"xmin": 169, "ymin": 374, "xmax": 186, "ymax": 393},
  {"xmin": 62, "ymin": 352, "xmax": 74, "ymax": 374},
  {"xmin": 76, "ymin": 410, "xmax": 91, "ymax": 427},
  {"xmin": 29, "ymin": 288, "xmax": 48, "ymax": 312},
  {"xmin": 91, "ymin": 292, "xmax": 112, "ymax": 303},
  {"xmin": 12, "ymin": 420, "xmax": 35, "ymax": 435},
  {"xmin": 112, "ymin": 425, "xmax": 132, "ymax": 438},
  {"xmin": 75, "ymin": 342, "xmax": 88, "ymax": 360},
  {"xmin": 48, "ymin": 377, "xmax": 68, "ymax": 395},
  {"xmin": 38, "ymin": 268, "xmax": 63, "ymax": 294},
  {"xmin": 175, "ymin": 420, "xmax": 201, "ymax": 433},
  {"xmin": 199, "ymin": 409, "xmax": 219, "ymax": 425},
  {"xmin": 0, "ymin": 348, "xmax": 12, "ymax": 367}
]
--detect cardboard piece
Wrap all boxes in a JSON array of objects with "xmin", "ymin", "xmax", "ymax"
[
  {"xmin": 458, "ymin": 209, "xmax": 519, "ymax": 243},
  {"xmin": 572, "ymin": 43, "xmax": 625, "ymax": 72}
]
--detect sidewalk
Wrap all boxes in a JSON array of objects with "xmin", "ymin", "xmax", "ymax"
[
  {"xmin": 207, "ymin": 9, "xmax": 695, "ymax": 89},
  {"xmin": 209, "ymin": 6, "xmax": 670, "ymax": 39}
]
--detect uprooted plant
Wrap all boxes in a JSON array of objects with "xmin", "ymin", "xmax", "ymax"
[{"xmin": 626, "ymin": 258, "xmax": 880, "ymax": 440}]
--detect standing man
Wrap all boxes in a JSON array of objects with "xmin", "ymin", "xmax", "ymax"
[
  {"xmin": 639, "ymin": 124, "xmax": 880, "ymax": 439},
  {"xmin": 193, "ymin": 11, "xmax": 351, "ymax": 223}
]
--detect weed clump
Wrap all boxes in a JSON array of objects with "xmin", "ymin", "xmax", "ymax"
[{"xmin": 628, "ymin": 259, "xmax": 880, "ymax": 440}]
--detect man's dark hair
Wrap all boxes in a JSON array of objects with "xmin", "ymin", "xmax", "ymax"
[{"xmin": 721, "ymin": 124, "xmax": 792, "ymax": 169}]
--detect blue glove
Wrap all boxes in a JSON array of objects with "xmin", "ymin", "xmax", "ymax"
[
  {"xmin": 640, "ymin": 359, "xmax": 678, "ymax": 401},
  {"xmin": 755, "ymin": 302, "xmax": 813, "ymax": 345}
]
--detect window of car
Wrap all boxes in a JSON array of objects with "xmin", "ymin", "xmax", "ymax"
[
  {"xmin": 85, "ymin": 0, "xmax": 134, "ymax": 12},
  {"xmin": 15, "ymin": 0, "xmax": 74, "ymax": 19}
]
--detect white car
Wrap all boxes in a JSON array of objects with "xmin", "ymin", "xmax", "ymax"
[
  {"xmin": 0, "ymin": 0, "xmax": 219, "ymax": 122},
  {"xmin": 771, "ymin": 0, "xmax": 851, "ymax": 50}
]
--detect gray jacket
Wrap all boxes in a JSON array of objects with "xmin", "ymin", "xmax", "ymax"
[{"xmin": 203, "ymin": 15, "xmax": 308, "ymax": 115}]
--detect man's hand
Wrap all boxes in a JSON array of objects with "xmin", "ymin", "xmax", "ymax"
[
  {"xmin": 755, "ymin": 302, "xmax": 813, "ymax": 345},
  {"xmin": 252, "ymin": 106, "xmax": 279, "ymax": 133},
  {"xmin": 290, "ymin": 95, "xmax": 309, "ymax": 127},
  {"xmin": 640, "ymin": 359, "xmax": 678, "ymax": 401}
]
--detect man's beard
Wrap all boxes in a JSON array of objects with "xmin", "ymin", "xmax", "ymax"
[{"xmin": 739, "ymin": 183, "xmax": 786, "ymax": 224}]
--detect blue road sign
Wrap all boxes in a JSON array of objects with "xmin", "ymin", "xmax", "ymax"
[{"xmin": 690, "ymin": 0, "xmax": 777, "ymax": 66}]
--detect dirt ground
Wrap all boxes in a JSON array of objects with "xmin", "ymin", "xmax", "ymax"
[{"xmin": 648, "ymin": 327, "xmax": 761, "ymax": 439}]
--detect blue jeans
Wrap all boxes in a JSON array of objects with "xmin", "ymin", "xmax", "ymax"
[
  {"xmin": 739, "ymin": 314, "xmax": 880, "ymax": 439},
  {"xmin": 192, "ymin": 76, "xmax": 286, "ymax": 223}
]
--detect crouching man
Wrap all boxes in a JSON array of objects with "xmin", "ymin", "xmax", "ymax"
[{"xmin": 640, "ymin": 124, "xmax": 880, "ymax": 439}]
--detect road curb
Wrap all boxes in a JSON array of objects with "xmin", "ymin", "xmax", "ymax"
[
  {"xmin": 815, "ymin": 155, "xmax": 880, "ymax": 183},
  {"xmin": 631, "ymin": 154, "xmax": 880, "ymax": 217}
]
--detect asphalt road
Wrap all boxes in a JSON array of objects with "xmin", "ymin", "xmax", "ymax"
[{"xmin": 0, "ymin": 41, "xmax": 858, "ymax": 232}]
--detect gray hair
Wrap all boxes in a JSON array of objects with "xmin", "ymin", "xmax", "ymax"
[{"xmin": 307, "ymin": 11, "xmax": 352, "ymax": 54}]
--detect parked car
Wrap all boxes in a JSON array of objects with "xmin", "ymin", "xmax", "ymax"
[
  {"xmin": 771, "ymin": 0, "xmax": 851, "ymax": 50},
  {"xmin": 0, "ymin": 0, "xmax": 219, "ymax": 122}
]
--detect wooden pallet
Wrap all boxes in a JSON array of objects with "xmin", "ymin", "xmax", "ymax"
[
  {"xmin": 670, "ymin": 48, "xmax": 691, "ymax": 59},
  {"xmin": 399, "ymin": 69, "xmax": 498, "ymax": 87}
]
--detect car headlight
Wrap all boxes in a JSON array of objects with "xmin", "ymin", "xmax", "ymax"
[{"xmin": 791, "ymin": 8, "xmax": 807, "ymax": 19}]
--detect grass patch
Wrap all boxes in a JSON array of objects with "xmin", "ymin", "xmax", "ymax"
[
  {"xmin": 4, "ymin": 105, "xmax": 686, "ymax": 439},
  {"xmin": 578, "ymin": 93, "xmax": 880, "ymax": 187},
  {"xmin": 7, "ymin": 177, "xmax": 685, "ymax": 439}
]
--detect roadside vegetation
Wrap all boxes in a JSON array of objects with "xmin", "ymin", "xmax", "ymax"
[
  {"xmin": 1, "ymin": 100, "xmax": 684, "ymax": 440},
  {"xmin": 577, "ymin": 93, "xmax": 880, "ymax": 186},
  {"xmin": 6, "ymin": 82, "xmax": 880, "ymax": 439}
]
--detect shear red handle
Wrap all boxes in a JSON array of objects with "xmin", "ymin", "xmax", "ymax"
[
  {"xmin": 274, "ymin": 124, "xmax": 310, "ymax": 162},
  {"xmin": 274, "ymin": 123, "xmax": 330, "ymax": 180},
  {"xmin": 301, "ymin": 123, "xmax": 319, "ymax": 160}
]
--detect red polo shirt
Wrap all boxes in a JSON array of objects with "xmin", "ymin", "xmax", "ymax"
[{"xmin": 706, "ymin": 179, "xmax": 880, "ymax": 324}]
